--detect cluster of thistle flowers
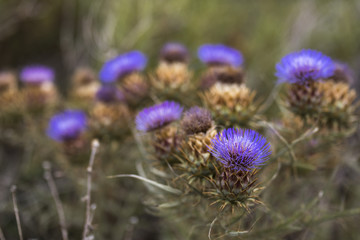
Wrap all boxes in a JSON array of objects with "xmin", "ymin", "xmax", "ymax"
[
  {"xmin": 134, "ymin": 46, "xmax": 358, "ymax": 214},
  {"xmin": 136, "ymin": 100, "xmax": 271, "ymax": 211},
  {"xmin": 276, "ymin": 49, "xmax": 357, "ymax": 129}
]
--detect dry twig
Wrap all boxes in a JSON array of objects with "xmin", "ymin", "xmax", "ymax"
[
  {"xmin": 82, "ymin": 139, "xmax": 100, "ymax": 240},
  {"xmin": 10, "ymin": 185, "xmax": 23, "ymax": 240},
  {"xmin": 43, "ymin": 161, "xmax": 69, "ymax": 240}
]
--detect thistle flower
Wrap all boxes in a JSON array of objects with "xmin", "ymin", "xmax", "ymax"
[
  {"xmin": 20, "ymin": 65, "xmax": 54, "ymax": 84},
  {"xmin": 70, "ymin": 68, "xmax": 99, "ymax": 103},
  {"xmin": 72, "ymin": 67, "xmax": 97, "ymax": 86},
  {"xmin": 198, "ymin": 44, "xmax": 243, "ymax": 67},
  {"xmin": 275, "ymin": 49, "xmax": 335, "ymax": 85},
  {"xmin": 121, "ymin": 72, "xmax": 149, "ymax": 106},
  {"xmin": 47, "ymin": 110, "xmax": 87, "ymax": 142},
  {"xmin": 136, "ymin": 101, "xmax": 183, "ymax": 132},
  {"xmin": 160, "ymin": 42, "xmax": 189, "ymax": 63},
  {"xmin": 95, "ymin": 85, "xmax": 124, "ymax": 103},
  {"xmin": 210, "ymin": 128, "xmax": 271, "ymax": 171},
  {"xmin": 99, "ymin": 51, "xmax": 147, "ymax": 83},
  {"xmin": 181, "ymin": 107, "xmax": 212, "ymax": 135}
]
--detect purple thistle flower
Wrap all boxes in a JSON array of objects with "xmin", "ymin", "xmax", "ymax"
[
  {"xmin": 47, "ymin": 110, "xmax": 87, "ymax": 142},
  {"xmin": 198, "ymin": 44, "xmax": 243, "ymax": 67},
  {"xmin": 95, "ymin": 85, "xmax": 124, "ymax": 103},
  {"xmin": 20, "ymin": 65, "xmax": 54, "ymax": 84},
  {"xmin": 160, "ymin": 42, "xmax": 189, "ymax": 63},
  {"xmin": 99, "ymin": 51, "xmax": 147, "ymax": 83},
  {"xmin": 210, "ymin": 128, "xmax": 271, "ymax": 172},
  {"xmin": 136, "ymin": 101, "xmax": 183, "ymax": 132},
  {"xmin": 275, "ymin": 49, "xmax": 335, "ymax": 85}
]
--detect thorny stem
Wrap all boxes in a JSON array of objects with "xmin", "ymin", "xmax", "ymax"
[
  {"xmin": 82, "ymin": 139, "xmax": 100, "ymax": 240},
  {"xmin": 0, "ymin": 226, "xmax": 6, "ymax": 240},
  {"xmin": 10, "ymin": 185, "xmax": 23, "ymax": 240},
  {"xmin": 42, "ymin": 161, "xmax": 69, "ymax": 240}
]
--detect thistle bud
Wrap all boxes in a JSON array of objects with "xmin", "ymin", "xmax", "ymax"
[
  {"xmin": 179, "ymin": 107, "xmax": 217, "ymax": 179},
  {"xmin": 319, "ymin": 80, "xmax": 357, "ymax": 129},
  {"xmin": 160, "ymin": 42, "xmax": 189, "ymax": 64},
  {"xmin": 0, "ymin": 72, "xmax": 24, "ymax": 129},
  {"xmin": 330, "ymin": 62, "xmax": 354, "ymax": 84},
  {"xmin": 151, "ymin": 62, "xmax": 192, "ymax": 93},
  {"xmin": 200, "ymin": 65, "xmax": 244, "ymax": 89},
  {"xmin": 0, "ymin": 71, "xmax": 17, "ymax": 95},
  {"xmin": 20, "ymin": 65, "xmax": 59, "ymax": 113},
  {"xmin": 202, "ymin": 82, "xmax": 257, "ymax": 127},
  {"xmin": 121, "ymin": 72, "xmax": 149, "ymax": 106},
  {"xmin": 90, "ymin": 86, "xmax": 130, "ymax": 139},
  {"xmin": 181, "ymin": 106, "xmax": 213, "ymax": 135},
  {"xmin": 70, "ymin": 67, "xmax": 100, "ymax": 102}
]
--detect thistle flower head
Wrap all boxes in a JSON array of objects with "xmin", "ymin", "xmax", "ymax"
[
  {"xmin": 275, "ymin": 49, "xmax": 335, "ymax": 85},
  {"xmin": 95, "ymin": 85, "xmax": 124, "ymax": 103},
  {"xmin": 198, "ymin": 44, "xmax": 243, "ymax": 67},
  {"xmin": 136, "ymin": 101, "xmax": 183, "ymax": 132},
  {"xmin": 20, "ymin": 65, "xmax": 54, "ymax": 84},
  {"xmin": 72, "ymin": 67, "xmax": 97, "ymax": 86},
  {"xmin": 160, "ymin": 42, "xmax": 189, "ymax": 63},
  {"xmin": 99, "ymin": 51, "xmax": 147, "ymax": 83},
  {"xmin": 47, "ymin": 110, "xmax": 87, "ymax": 142},
  {"xmin": 181, "ymin": 106, "xmax": 212, "ymax": 135},
  {"xmin": 210, "ymin": 128, "xmax": 271, "ymax": 171}
]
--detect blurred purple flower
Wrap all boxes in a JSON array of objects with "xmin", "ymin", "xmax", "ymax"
[
  {"xmin": 99, "ymin": 51, "xmax": 147, "ymax": 83},
  {"xmin": 47, "ymin": 110, "xmax": 87, "ymax": 142},
  {"xmin": 198, "ymin": 44, "xmax": 243, "ymax": 67},
  {"xmin": 136, "ymin": 101, "xmax": 183, "ymax": 132},
  {"xmin": 210, "ymin": 128, "xmax": 271, "ymax": 171},
  {"xmin": 20, "ymin": 65, "xmax": 54, "ymax": 84},
  {"xmin": 96, "ymin": 85, "xmax": 124, "ymax": 103},
  {"xmin": 275, "ymin": 49, "xmax": 335, "ymax": 85}
]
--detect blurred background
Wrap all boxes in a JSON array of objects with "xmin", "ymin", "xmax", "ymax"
[
  {"xmin": 0, "ymin": 0, "xmax": 360, "ymax": 239},
  {"xmin": 1, "ymin": 0, "xmax": 360, "ymax": 92}
]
